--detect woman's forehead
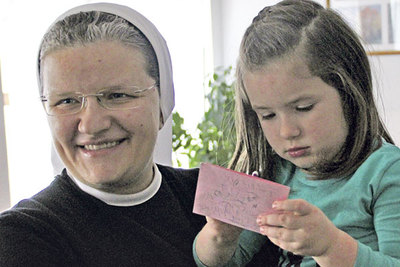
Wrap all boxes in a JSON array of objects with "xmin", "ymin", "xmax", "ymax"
[{"xmin": 42, "ymin": 41, "xmax": 153, "ymax": 93}]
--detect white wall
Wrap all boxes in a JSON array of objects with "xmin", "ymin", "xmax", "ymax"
[
  {"xmin": 211, "ymin": 0, "xmax": 282, "ymax": 68},
  {"xmin": 211, "ymin": 0, "xmax": 400, "ymax": 144},
  {"xmin": 0, "ymin": 71, "xmax": 11, "ymax": 212},
  {"xmin": 371, "ymin": 56, "xmax": 400, "ymax": 144}
]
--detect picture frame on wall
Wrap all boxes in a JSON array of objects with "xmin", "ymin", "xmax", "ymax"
[{"xmin": 327, "ymin": 0, "xmax": 400, "ymax": 55}]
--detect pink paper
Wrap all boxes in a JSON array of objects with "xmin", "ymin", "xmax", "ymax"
[{"xmin": 193, "ymin": 163, "xmax": 290, "ymax": 233}]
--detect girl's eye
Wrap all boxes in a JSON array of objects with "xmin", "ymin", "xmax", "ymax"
[
  {"xmin": 261, "ymin": 113, "xmax": 275, "ymax": 120},
  {"xmin": 296, "ymin": 104, "xmax": 314, "ymax": 112}
]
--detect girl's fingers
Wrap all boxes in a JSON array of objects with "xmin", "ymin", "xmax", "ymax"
[
  {"xmin": 259, "ymin": 225, "xmax": 294, "ymax": 241},
  {"xmin": 272, "ymin": 199, "xmax": 313, "ymax": 216},
  {"xmin": 257, "ymin": 199, "xmax": 315, "ymax": 226},
  {"xmin": 257, "ymin": 211, "xmax": 305, "ymax": 229}
]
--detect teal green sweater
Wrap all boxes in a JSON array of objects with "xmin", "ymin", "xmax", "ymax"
[{"xmin": 194, "ymin": 141, "xmax": 400, "ymax": 266}]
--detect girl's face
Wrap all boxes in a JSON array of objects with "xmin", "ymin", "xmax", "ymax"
[{"xmin": 243, "ymin": 56, "xmax": 348, "ymax": 172}]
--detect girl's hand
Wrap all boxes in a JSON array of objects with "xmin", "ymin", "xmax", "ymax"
[
  {"xmin": 204, "ymin": 216, "xmax": 243, "ymax": 245},
  {"xmin": 256, "ymin": 199, "xmax": 356, "ymax": 266},
  {"xmin": 195, "ymin": 217, "xmax": 243, "ymax": 266}
]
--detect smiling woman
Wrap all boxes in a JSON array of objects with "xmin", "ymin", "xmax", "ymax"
[
  {"xmin": 0, "ymin": 0, "xmax": 213, "ymax": 207},
  {"xmin": 0, "ymin": 3, "xmax": 208, "ymax": 265}
]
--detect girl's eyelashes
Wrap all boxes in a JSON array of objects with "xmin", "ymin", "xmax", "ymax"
[
  {"xmin": 261, "ymin": 113, "xmax": 275, "ymax": 120},
  {"xmin": 258, "ymin": 103, "xmax": 314, "ymax": 120},
  {"xmin": 296, "ymin": 103, "xmax": 314, "ymax": 112}
]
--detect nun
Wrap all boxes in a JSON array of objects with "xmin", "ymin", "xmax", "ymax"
[{"xmin": 0, "ymin": 3, "xmax": 205, "ymax": 266}]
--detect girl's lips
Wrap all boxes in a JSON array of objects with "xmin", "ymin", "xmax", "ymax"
[{"xmin": 287, "ymin": 147, "xmax": 309, "ymax": 158}]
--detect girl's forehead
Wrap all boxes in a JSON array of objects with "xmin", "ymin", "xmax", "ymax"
[
  {"xmin": 243, "ymin": 56, "xmax": 338, "ymax": 109},
  {"xmin": 264, "ymin": 55, "xmax": 312, "ymax": 77},
  {"xmin": 244, "ymin": 60, "xmax": 313, "ymax": 89}
]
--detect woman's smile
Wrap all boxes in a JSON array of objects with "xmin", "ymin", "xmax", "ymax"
[{"xmin": 78, "ymin": 138, "xmax": 127, "ymax": 157}]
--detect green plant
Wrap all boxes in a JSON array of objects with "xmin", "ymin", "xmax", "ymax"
[{"xmin": 172, "ymin": 66, "xmax": 236, "ymax": 168}]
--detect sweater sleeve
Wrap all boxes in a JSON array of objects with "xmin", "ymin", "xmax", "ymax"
[
  {"xmin": 355, "ymin": 158, "xmax": 400, "ymax": 266},
  {"xmin": 193, "ymin": 230, "xmax": 268, "ymax": 267}
]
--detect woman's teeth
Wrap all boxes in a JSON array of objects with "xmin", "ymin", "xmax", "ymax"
[{"xmin": 84, "ymin": 141, "xmax": 120, "ymax": 151}]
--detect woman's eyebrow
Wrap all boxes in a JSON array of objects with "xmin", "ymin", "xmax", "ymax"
[{"xmin": 45, "ymin": 91, "xmax": 78, "ymax": 96}]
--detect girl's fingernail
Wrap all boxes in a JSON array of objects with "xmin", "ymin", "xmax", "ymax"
[
  {"xmin": 272, "ymin": 201, "xmax": 278, "ymax": 209},
  {"xmin": 256, "ymin": 217, "xmax": 261, "ymax": 225}
]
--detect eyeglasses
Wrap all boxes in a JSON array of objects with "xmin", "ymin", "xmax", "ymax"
[{"xmin": 40, "ymin": 84, "xmax": 156, "ymax": 116}]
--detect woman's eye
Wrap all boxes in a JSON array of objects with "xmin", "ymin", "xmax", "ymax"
[
  {"xmin": 106, "ymin": 91, "xmax": 140, "ymax": 100},
  {"xmin": 54, "ymin": 97, "xmax": 79, "ymax": 106},
  {"xmin": 108, "ymin": 92, "xmax": 129, "ymax": 99},
  {"xmin": 296, "ymin": 104, "xmax": 314, "ymax": 112}
]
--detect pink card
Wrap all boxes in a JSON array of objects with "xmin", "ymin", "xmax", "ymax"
[{"xmin": 193, "ymin": 163, "xmax": 290, "ymax": 233}]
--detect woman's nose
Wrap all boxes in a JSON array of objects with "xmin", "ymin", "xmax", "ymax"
[{"xmin": 77, "ymin": 97, "xmax": 112, "ymax": 135}]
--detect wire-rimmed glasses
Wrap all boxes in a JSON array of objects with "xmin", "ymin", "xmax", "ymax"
[{"xmin": 40, "ymin": 84, "xmax": 156, "ymax": 116}]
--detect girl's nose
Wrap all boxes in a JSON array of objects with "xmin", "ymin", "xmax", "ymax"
[{"xmin": 279, "ymin": 116, "xmax": 301, "ymax": 139}]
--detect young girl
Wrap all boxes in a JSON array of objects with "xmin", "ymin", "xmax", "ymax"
[{"xmin": 194, "ymin": 0, "xmax": 400, "ymax": 266}]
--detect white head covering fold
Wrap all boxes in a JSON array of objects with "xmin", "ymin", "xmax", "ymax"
[{"xmin": 37, "ymin": 2, "xmax": 175, "ymax": 122}]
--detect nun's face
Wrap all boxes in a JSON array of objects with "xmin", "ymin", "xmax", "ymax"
[{"xmin": 42, "ymin": 40, "xmax": 162, "ymax": 194}]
